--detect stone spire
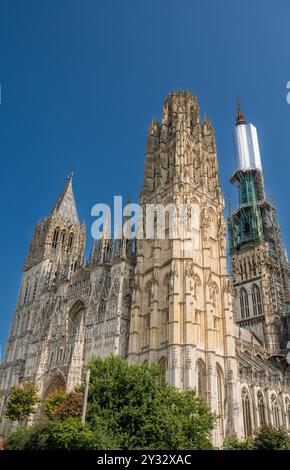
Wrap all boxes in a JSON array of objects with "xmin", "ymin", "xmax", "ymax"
[{"xmin": 50, "ymin": 173, "xmax": 79, "ymax": 223}]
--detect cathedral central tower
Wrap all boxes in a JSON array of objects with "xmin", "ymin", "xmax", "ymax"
[{"xmin": 128, "ymin": 91, "xmax": 238, "ymax": 442}]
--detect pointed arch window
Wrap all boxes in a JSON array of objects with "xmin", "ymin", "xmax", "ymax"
[
  {"xmin": 257, "ymin": 390, "xmax": 266, "ymax": 427},
  {"xmin": 158, "ymin": 357, "xmax": 167, "ymax": 383},
  {"xmin": 240, "ymin": 288, "xmax": 249, "ymax": 319},
  {"xmin": 68, "ymin": 233, "xmax": 74, "ymax": 251},
  {"xmin": 68, "ymin": 300, "xmax": 84, "ymax": 340},
  {"xmin": 242, "ymin": 387, "xmax": 252, "ymax": 437},
  {"xmin": 271, "ymin": 394, "xmax": 281, "ymax": 428},
  {"xmin": 252, "ymin": 284, "xmax": 263, "ymax": 316},
  {"xmin": 61, "ymin": 230, "xmax": 66, "ymax": 247},
  {"xmin": 52, "ymin": 227, "xmax": 60, "ymax": 249},
  {"xmin": 32, "ymin": 279, "xmax": 38, "ymax": 301}
]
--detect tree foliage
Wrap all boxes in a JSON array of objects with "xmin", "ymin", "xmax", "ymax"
[
  {"xmin": 223, "ymin": 426, "xmax": 290, "ymax": 450},
  {"xmin": 223, "ymin": 433, "xmax": 253, "ymax": 450},
  {"xmin": 46, "ymin": 391, "xmax": 83, "ymax": 421},
  {"xmin": 252, "ymin": 426, "xmax": 290, "ymax": 450},
  {"xmin": 5, "ymin": 418, "xmax": 118, "ymax": 450},
  {"xmin": 5, "ymin": 383, "xmax": 39, "ymax": 424},
  {"xmin": 86, "ymin": 355, "xmax": 216, "ymax": 450},
  {"xmin": 44, "ymin": 390, "xmax": 67, "ymax": 420}
]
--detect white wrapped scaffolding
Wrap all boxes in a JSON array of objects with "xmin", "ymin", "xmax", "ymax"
[{"xmin": 234, "ymin": 123, "xmax": 262, "ymax": 171}]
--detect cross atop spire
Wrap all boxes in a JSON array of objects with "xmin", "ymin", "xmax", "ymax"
[
  {"xmin": 50, "ymin": 174, "xmax": 79, "ymax": 223},
  {"xmin": 236, "ymin": 99, "xmax": 246, "ymax": 126}
]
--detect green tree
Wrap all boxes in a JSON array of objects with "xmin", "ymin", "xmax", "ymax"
[
  {"xmin": 45, "ymin": 390, "xmax": 83, "ymax": 421},
  {"xmin": 44, "ymin": 390, "xmax": 67, "ymax": 420},
  {"xmin": 252, "ymin": 426, "xmax": 290, "ymax": 450},
  {"xmin": 223, "ymin": 433, "xmax": 253, "ymax": 450},
  {"xmin": 86, "ymin": 355, "xmax": 216, "ymax": 450},
  {"xmin": 5, "ymin": 383, "xmax": 39, "ymax": 424},
  {"xmin": 223, "ymin": 426, "xmax": 290, "ymax": 450},
  {"xmin": 5, "ymin": 418, "xmax": 118, "ymax": 450},
  {"xmin": 53, "ymin": 392, "xmax": 83, "ymax": 421}
]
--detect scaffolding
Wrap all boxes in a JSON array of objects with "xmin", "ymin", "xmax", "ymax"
[{"xmin": 228, "ymin": 170, "xmax": 263, "ymax": 251}]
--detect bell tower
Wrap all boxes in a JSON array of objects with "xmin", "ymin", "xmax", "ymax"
[{"xmin": 23, "ymin": 174, "xmax": 85, "ymax": 283}]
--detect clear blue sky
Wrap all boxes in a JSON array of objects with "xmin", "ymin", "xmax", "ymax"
[{"xmin": 1, "ymin": 0, "xmax": 290, "ymax": 353}]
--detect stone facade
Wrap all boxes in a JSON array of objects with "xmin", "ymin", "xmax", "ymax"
[
  {"xmin": 0, "ymin": 91, "xmax": 290, "ymax": 447},
  {"xmin": 0, "ymin": 176, "xmax": 136, "ymax": 431}
]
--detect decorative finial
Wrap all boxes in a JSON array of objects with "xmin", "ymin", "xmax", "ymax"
[{"xmin": 236, "ymin": 99, "xmax": 246, "ymax": 126}]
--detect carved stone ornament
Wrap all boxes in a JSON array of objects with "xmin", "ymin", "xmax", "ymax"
[
  {"xmin": 185, "ymin": 260, "xmax": 195, "ymax": 279},
  {"xmin": 206, "ymin": 271, "xmax": 213, "ymax": 299}
]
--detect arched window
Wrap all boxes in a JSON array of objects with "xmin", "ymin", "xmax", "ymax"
[
  {"xmin": 61, "ymin": 230, "xmax": 66, "ymax": 247},
  {"xmin": 32, "ymin": 279, "xmax": 38, "ymax": 301},
  {"xmin": 242, "ymin": 387, "xmax": 252, "ymax": 437},
  {"xmin": 252, "ymin": 284, "xmax": 263, "ymax": 316},
  {"xmin": 52, "ymin": 227, "xmax": 60, "ymax": 249},
  {"xmin": 257, "ymin": 390, "xmax": 266, "ymax": 427},
  {"xmin": 240, "ymin": 288, "xmax": 249, "ymax": 319},
  {"xmin": 271, "ymin": 394, "xmax": 281, "ymax": 428},
  {"xmin": 67, "ymin": 299, "xmax": 85, "ymax": 345},
  {"xmin": 68, "ymin": 233, "xmax": 74, "ymax": 251},
  {"xmin": 43, "ymin": 372, "xmax": 66, "ymax": 400},
  {"xmin": 158, "ymin": 357, "xmax": 167, "ymax": 382},
  {"xmin": 197, "ymin": 360, "xmax": 206, "ymax": 401},
  {"xmin": 216, "ymin": 366, "xmax": 224, "ymax": 438}
]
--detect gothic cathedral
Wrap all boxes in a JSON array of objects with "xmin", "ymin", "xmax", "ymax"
[{"xmin": 1, "ymin": 91, "xmax": 290, "ymax": 447}]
